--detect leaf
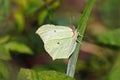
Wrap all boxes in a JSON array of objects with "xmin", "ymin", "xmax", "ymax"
[
  {"xmin": 33, "ymin": 60, "xmax": 67, "ymax": 73},
  {"xmin": 48, "ymin": 1, "xmax": 60, "ymax": 10},
  {"xmin": 100, "ymin": 0, "xmax": 120, "ymax": 28},
  {"xmin": 38, "ymin": 71, "xmax": 74, "ymax": 80},
  {"xmin": 0, "ymin": 36, "xmax": 10, "ymax": 44},
  {"xmin": 25, "ymin": 1, "xmax": 44, "ymax": 15},
  {"xmin": 4, "ymin": 41, "xmax": 33, "ymax": 55},
  {"xmin": 0, "ymin": 60, "xmax": 9, "ymax": 80},
  {"xmin": 38, "ymin": 10, "xmax": 48, "ymax": 25},
  {"xmin": 108, "ymin": 52, "xmax": 120, "ymax": 80},
  {"xmin": 14, "ymin": 11, "xmax": 25, "ymax": 32},
  {"xmin": 0, "ymin": 0, "xmax": 10, "ymax": 20},
  {"xmin": 14, "ymin": 0, "xmax": 28, "ymax": 9},
  {"xmin": 46, "ymin": 0, "xmax": 52, "ymax": 3},
  {"xmin": 0, "ymin": 45, "xmax": 11, "ymax": 60},
  {"xmin": 46, "ymin": 60, "xmax": 67, "ymax": 73},
  {"xmin": 18, "ymin": 68, "xmax": 74, "ymax": 80},
  {"xmin": 97, "ymin": 28, "xmax": 120, "ymax": 47}
]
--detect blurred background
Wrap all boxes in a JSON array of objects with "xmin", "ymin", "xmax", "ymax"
[{"xmin": 0, "ymin": 0, "xmax": 120, "ymax": 80}]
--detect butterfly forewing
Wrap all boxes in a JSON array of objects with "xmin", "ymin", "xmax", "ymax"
[{"xmin": 36, "ymin": 24, "xmax": 73, "ymax": 43}]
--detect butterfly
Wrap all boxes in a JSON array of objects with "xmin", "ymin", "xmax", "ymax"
[{"xmin": 36, "ymin": 24, "xmax": 78, "ymax": 60}]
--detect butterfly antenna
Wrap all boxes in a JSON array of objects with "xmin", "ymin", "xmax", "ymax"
[{"xmin": 70, "ymin": 16, "xmax": 75, "ymax": 25}]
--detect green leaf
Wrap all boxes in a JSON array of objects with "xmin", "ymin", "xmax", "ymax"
[
  {"xmin": 97, "ymin": 28, "xmax": 120, "ymax": 47},
  {"xmin": 4, "ymin": 41, "xmax": 33, "ymax": 55},
  {"xmin": 46, "ymin": 0, "xmax": 52, "ymax": 3},
  {"xmin": 25, "ymin": 1, "xmax": 44, "ymax": 15},
  {"xmin": 18, "ymin": 68, "xmax": 74, "ymax": 80},
  {"xmin": 33, "ymin": 60, "xmax": 67, "ymax": 73},
  {"xmin": 38, "ymin": 10, "xmax": 48, "ymax": 25},
  {"xmin": 100, "ymin": 0, "xmax": 120, "ymax": 28},
  {"xmin": 0, "ymin": 60, "xmax": 9, "ymax": 80},
  {"xmin": 0, "ymin": 45, "xmax": 11, "ymax": 60},
  {"xmin": 48, "ymin": 1, "xmax": 60, "ymax": 10},
  {"xmin": 0, "ymin": 0, "xmax": 10, "ymax": 20},
  {"xmin": 108, "ymin": 53, "xmax": 120, "ymax": 80},
  {"xmin": 14, "ymin": 11, "xmax": 25, "ymax": 32},
  {"xmin": 46, "ymin": 60, "xmax": 67, "ymax": 73},
  {"xmin": 13, "ymin": 0, "xmax": 28, "ymax": 9},
  {"xmin": 0, "ymin": 36, "xmax": 10, "ymax": 44}
]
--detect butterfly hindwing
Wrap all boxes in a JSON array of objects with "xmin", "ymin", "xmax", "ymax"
[{"xmin": 44, "ymin": 38, "xmax": 77, "ymax": 60}]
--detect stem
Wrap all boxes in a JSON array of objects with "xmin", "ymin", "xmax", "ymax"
[{"xmin": 66, "ymin": 0, "xmax": 96, "ymax": 77}]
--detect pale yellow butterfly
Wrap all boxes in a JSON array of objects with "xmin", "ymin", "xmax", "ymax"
[{"xmin": 36, "ymin": 24, "xmax": 78, "ymax": 60}]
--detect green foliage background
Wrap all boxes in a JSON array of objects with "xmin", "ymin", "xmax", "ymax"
[{"xmin": 0, "ymin": 0, "xmax": 120, "ymax": 80}]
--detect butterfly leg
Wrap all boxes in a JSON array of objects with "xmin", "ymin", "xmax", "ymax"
[
  {"xmin": 76, "ymin": 39, "xmax": 82, "ymax": 45},
  {"xmin": 78, "ymin": 32, "xmax": 83, "ymax": 37},
  {"xmin": 76, "ymin": 32, "xmax": 83, "ymax": 45}
]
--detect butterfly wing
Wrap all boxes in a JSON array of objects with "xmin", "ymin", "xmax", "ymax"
[
  {"xmin": 36, "ymin": 24, "xmax": 78, "ymax": 60},
  {"xmin": 36, "ymin": 24, "xmax": 74, "ymax": 43},
  {"xmin": 44, "ymin": 38, "xmax": 77, "ymax": 60}
]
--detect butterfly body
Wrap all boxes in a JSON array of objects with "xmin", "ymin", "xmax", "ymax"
[{"xmin": 36, "ymin": 24, "xmax": 78, "ymax": 60}]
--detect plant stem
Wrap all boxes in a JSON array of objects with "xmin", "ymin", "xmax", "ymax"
[{"xmin": 66, "ymin": 0, "xmax": 96, "ymax": 77}]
